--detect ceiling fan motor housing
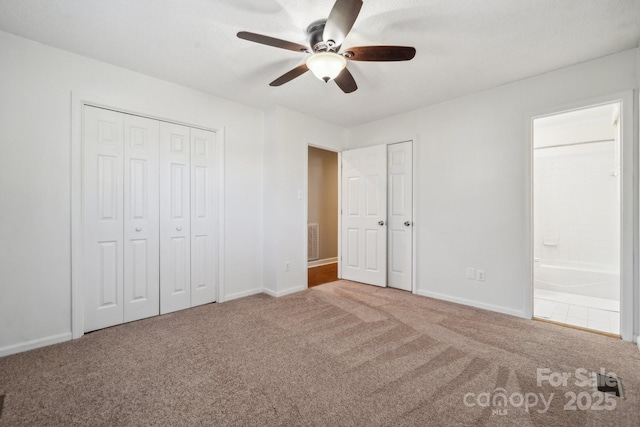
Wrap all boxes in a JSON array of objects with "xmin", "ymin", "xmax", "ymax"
[{"xmin": 307, "ymin": 20, "xmax": 333, "ymax": 52}]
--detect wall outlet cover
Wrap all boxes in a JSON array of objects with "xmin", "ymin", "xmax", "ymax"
[{"xmin": 466, "ymin": 268, "xmax": 475, "ymax": 279}]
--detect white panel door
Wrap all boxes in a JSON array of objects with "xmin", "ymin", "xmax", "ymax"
[
  {"xmin": 387, "ymin": 141, "xmax": 413, "ymax": 291},
  {"xmin": 190, "ymin": 128, "xmax": 218, "ymax": 307},
  {"xmin": 83, "ymin": 106, "xmax": 125, "ymax": 332},
  {"xmin": 123, "ymin": 115, "xmax": 160, "ymax": 322},
  {"xmin": 341, "ymin": 145, "xmax": 388, "ymax": 286},
  {"xmin": 160, "ymin": 122, "xmax": 191, "ymax": 314}
]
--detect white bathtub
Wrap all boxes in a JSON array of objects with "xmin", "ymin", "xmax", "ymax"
[{"xmin": 534, "ymin": 260, "xmax": 619, "ymax": 300}]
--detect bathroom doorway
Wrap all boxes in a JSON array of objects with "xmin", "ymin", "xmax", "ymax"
[{"xmin": 532, "ymin": 102, "xmax": 621, "ymax": 335}]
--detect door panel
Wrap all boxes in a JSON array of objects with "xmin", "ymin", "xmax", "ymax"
[
  {"xmin": 83, "ymin": 106, "xmax": 125, "ymax": 332},
  {"xmin": 98, "ymin": 241, "xmax": 119, "ymax": 307},
  {"xmin": 190, "ymin": 128, "xmax": 218, "ymax": 307},
  {"xmin": 130, "ymin": 239, "xmax": 149, "ymax": 299},
  {"xmin": 387, "ymin": 141, "xmax": 413, "ymax": 291},
  {"xmin": 341, "ymin": 145, "xmax": 387, "ymax": 286},
  {"xmin": 160, "ymin": 122, "xmax": 191, "ymax": 314},
  {"xmin": 123, "ymin": 115, "xmax": 160, "ymax": 322}
]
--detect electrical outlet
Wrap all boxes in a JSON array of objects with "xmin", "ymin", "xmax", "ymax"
[
  {"xmin": 476, "ymin": 269, "xmax": 486, "ymax": 281},
  {"xmin": 285, "ymin": 261, "xmax": 290, "ymax": 272},
  {"xmin": 466, "ymin": 267, "xmax": 475, "ymax": 280}
]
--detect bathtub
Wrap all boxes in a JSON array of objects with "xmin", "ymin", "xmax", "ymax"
[{"xmin": 534, "ymin": 260, "xmax": 619, "ymax": 300}]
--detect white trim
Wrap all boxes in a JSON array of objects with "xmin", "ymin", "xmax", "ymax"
[
  {"xmin": 303, "ymin": 145, "xmax": 309, "ymax": 289},
  {"xmin": 526, "ymin": 91, "xmax": 635, "ymax": 341},
  {"xmin": 524, "ymin": 112, "xmax": 534, "ymax": 321},
  {"xmin": 216, "ymin": 127, "xmax": 226, "ymax": 303},
  {"xmin": 263, "ymin": 286, "xmax": 306, "ymax": 298},
  {"xmin": 71, "ymin": 92, "xmax": 84, "ymax": 339},
  {"xmin": 308, "ymin": 257, "xmax": 338, "ymax": 268},
  {"xmin": 417, "ymin": 290, "xmax": 526, "ymax": 319},
  {"xmin": 224, "ymin": 287, "xmax": 263, "ymax": 302},
  {"xmin": 71, "ymin": 91, "xmax": 226, "ymax": 338},
  {"xmin": 0, "ymin": 333, "xmax": 72, "ymax": 358},
  {"xmin": 396, "ymin": 137, "xmax": 417, "ymax": 294},
  {"xmin": 637, "ymin": 88, "xmax": 640, "ymax": 346},
  {"xmin": 410, "ymin": 136, "xmax": 418, "ymax": 295},
  {"xmin": 337, "ymin": 151, "xmax": 343, "ymax": 279}
]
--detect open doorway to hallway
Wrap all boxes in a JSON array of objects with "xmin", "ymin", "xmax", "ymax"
[
  {"xmin": 307, "ymin": 146, "xmax": 339, "ymax": 287},
  {"xmin": 532, "ymin": 102, "xmax": 621, "ymax": 336}
]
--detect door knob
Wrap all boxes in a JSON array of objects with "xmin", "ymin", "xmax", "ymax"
[
  {"xmin": 404, "ymin": 221, "xmax": 412, "ymax": 227},
  {"xmin": 176, "ymin": 226, "xmax": 182, "ymax": 231},
  {"xmin": 135, "ymin": 227, "xmax": 142, "ymax": 232},
  {"xmin": 378, "ymin": 220, "xmax": 386, "ymax": 226}
]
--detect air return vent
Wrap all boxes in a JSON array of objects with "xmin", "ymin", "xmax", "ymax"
[{"xmin": 308, "ymin": 223, "xmax": 319, "ymax": 261}]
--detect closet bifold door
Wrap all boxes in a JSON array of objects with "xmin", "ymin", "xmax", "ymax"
[
  {"xmin": 83, "ymin": 106, "xmax": 161, "ymax": 332},
  {"xmin": 83, "ymin": 106, "xmax": 125, "ymax": 332},
  {"xmin": 159, "ymin": 122, "xmax": 192, "ymax": 314},
  {"xmin": 190, "ymin": 128, "xmax": 218, "ymax": 307},
  {"xmin": 123, "ymin": 114, "xmax": 160, "ymax": 322}
]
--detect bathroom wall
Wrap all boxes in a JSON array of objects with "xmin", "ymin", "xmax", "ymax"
[{"xmin": 533, "ymin": 105, "xmax": 620, "ymax": 271}]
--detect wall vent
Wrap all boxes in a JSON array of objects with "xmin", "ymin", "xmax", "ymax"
[{"xmin": 308, "ymin": 223, "xmax": 319, "ymax": 261}]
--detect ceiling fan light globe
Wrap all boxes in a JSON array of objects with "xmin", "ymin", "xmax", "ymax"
[{"xmin": 306, "ymin": 52, "xmax": 347, "ymax": 82}]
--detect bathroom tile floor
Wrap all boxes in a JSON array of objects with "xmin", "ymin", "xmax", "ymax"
[{"xmin": 534, "ymin": 289, "xmax": 620, "ymax": 335}]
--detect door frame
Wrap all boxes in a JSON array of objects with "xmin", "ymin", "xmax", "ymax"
[
  {"xmin": 70, "ymin": 92, "xmax": 225, "ymax": 339},
  {"xmin": 526, "ymin": 91, "xmax": 635, "ymax": 342},
  {"xmin": 335, "ymin": 139, "xmax": 417, "ymax": 294}
]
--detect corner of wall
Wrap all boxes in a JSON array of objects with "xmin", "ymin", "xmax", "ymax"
[{"xmin": 263, "ymin": 286, "xmax": 306, "ymax": 298}]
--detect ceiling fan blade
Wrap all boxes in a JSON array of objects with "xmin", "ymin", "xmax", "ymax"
[
  {"xmin": 345, "ymin": 46, "xmax": 416, "ymax": 61},
  {"xmin": 270, "ymin": 64, "xmax": 310, "ymax": 86},
  {"xmin": 323, "ymin": 0, "xmax": 363, "ymax": 48},
  {"xmin": 334, "ymin": 68, "xmax": 357, "ymax": 93},
  {"xmin": 237, "ymin": 31, "xmax": 309, "ymax": 53}
]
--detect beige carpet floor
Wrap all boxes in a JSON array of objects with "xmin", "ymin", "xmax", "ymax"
[{"xmin": 1, "ymin": 280, "xmax": 639, "ymax": 426}]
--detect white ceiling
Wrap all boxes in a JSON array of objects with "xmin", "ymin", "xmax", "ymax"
[{"xmin": 0, "ymin": 0, "xmax": 639, "ymax": 128}]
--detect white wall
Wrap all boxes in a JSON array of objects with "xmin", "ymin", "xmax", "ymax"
[
  {"xmin": 0, "ymin": 31, "xmax": 265, "ymax": 355},
  {"xmin": 263, "ymin": 107, "xmax": 345, "ymax": 297},
  {"xmin": 636, "ymin": 50, "xmax": 640, "ymax": 349},
  {"xmin": 533, "ymin": 114, "xmax": 619, "ymax": 270},
  {"xmin": 347, "ymin": 49, "xmax": 638, "ymax": 320}
]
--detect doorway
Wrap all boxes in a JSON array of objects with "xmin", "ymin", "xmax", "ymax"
[
  {"xmin": 532, "ymin": 102, "xmax": 621, "ymax": 335},
  {"xmin": 307, "ymin": 146, "xmax": 339, "ymax": 287}
]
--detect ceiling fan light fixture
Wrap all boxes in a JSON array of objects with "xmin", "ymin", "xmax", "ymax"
[{"xmin": 306, "ymin": 52, "xmax": 347, "ymax": 82}]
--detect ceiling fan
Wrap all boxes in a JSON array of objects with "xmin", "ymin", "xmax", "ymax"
[{"xmin": 237, "ymin": 0, "xmax": 416, "ymax": 93}]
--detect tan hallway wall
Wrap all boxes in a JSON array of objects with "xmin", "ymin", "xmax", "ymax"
[{"xmin": 308, "ymin": 147, "xmax": 338, "ymax": 260}]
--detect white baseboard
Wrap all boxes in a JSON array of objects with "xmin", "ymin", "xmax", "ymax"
[
  {"xmin": 223, "ymin": 287, "xmax": 264, "ymax": 302},
  {"xmin": 0, "ymin": 332, "xmax": 72, "ymax": 358},
  {"xmin": 416, "ymin": 289, "xmax": 526, "ymax": 319},
  {"xmin": 263, "ymin": 286, "xmax": 306, "ymax": 298},
  {"xmin": 308, "ymin": 257, "xmax": 338, "ymax": 268}
]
